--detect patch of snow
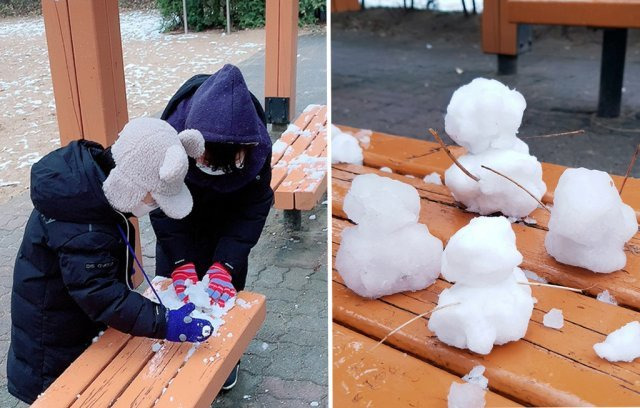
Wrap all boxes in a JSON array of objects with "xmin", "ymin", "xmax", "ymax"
[
  {"xmin": 423, "ymin": 172, "xmax": 442, "ymax": 185},
  {"xmin": 543, "ymin": 308, "xmax": 564, "ymax": 330},
  {"xmin": 596, "ymin": 290, "xmax": 618, "ymax": 305},
  {"xmin": 448, "ymin": 382, "xmax": 486, "ymax": 408},
  {"xmin": 594, "ymin": 321, "xmax": 640, "ymax": 362}
]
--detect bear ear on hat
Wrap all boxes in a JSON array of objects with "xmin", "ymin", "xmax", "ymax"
[
  {"xmin": 159, "ymin": 145, "xmax": 189, "ymax": 185},
  {"xmin": 178, "ymin": 129, "xmax": 205, "ymax": 159}
]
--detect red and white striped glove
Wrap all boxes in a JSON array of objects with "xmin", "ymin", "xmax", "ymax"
[
  {"xmin": 171, "ymin": 263, "xmax": 199, "ymax": 304},
  {"xmin": 205, "ymin": 262, "xmax": 237, "ymax": 307}
]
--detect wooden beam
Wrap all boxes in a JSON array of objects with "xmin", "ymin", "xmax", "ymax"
[
  {"xmin": 507, "ymin": 0, "xmax": 640, "ymax": 28},
  {"xmin": 42, "ymin": 0, "xmax": 142, "ymax": 288}
]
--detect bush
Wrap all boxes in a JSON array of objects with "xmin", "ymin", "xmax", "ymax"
[{"xmin": 157, "ymin": 0, "xmax": 325, "ymax": 32}]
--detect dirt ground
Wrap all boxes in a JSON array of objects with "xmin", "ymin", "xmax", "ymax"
[{"xmin": 0, "ymin": 10, "xmax": 316, "ymax": 205}]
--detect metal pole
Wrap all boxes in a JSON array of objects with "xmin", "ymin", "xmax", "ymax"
[
  {"xmin": 183, "ymin": 0, "xmax": 188, "ymax": 34},
  {"xmin": 598, "ymin": 28, "xmax": 627, "ymax": 118},
  {"xmin": 226, "ymin": 0, "xmax": 231, "ymax": 35}
]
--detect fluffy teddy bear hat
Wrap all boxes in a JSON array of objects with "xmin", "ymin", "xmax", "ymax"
[{"xmin": 103, "ymin": 117, "xmax": 204, "ymax": 219}]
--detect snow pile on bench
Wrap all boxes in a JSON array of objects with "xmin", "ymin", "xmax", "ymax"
[
  {"xmin": 331, "ymin": 125, "xmax": 363, "ymax": 165},
  {"xmin": 594, "ymin": 321, "xmax": 640, "ymax": 362}
]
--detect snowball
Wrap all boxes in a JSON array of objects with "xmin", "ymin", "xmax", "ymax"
[
  {"xmin": 429, "ymin": 217, "xmax": 534, "ymax": 355},
  {"xmin": 597, "ymin": 289, "xmax": 618, "ymax": 305},
  {"xmin": 448, "ymin": 382, "xmax": 486, "ymax": 408},
  {"xmin": 331, "ymin": 125, "xmax": 363, "ymax": 165},
  {"xmin": 543, "ymin": 308, "xmax": 564, "ymax": 329},
  {"xmin": 343, "ymin": 174, "xmax": 420, "ymax": 233},
  {"xmin": 336, "ymin": 174, "xmax": 443, "ymax": 298},
  {"xmin": 444, "ymin": 148, "xmax": 546, "ymax": 218},
  {"xmin": 445, "ymin": 78, "xmax": 527, "ymax": 155},
  {"xmin": 151, "ymin": 342, "xmax": 162, "ymax": 352},
  {"xmin": 336, "ymin": 223, "xmax": 443, "ymax": 298},
  {"xmin": 545, "ymin": 168, "xmax": 638, "ymax": 273},
  {"xmin": 441, "ymin": 217, "xmax": 522, "ymax": 286},
  {"xmin": 594, "ymin": 321, "xmax": 640, "ymax": 362},
  {"xmin": 380, "ymin": 166, "xmax": 393, "ymax": 173},
  {"xmin": 423, "ymin": 172, "xmax": 443, "ymax": 185},
  {"xmin": 462, "ymin": 365, "xmax": 488, "ymax": 389}
]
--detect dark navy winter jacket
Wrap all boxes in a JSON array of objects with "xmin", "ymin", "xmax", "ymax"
[
  {"xmin": 151, "ymin": 67, "xmax": 273, "ymax": 290},
  {"xmin": 8, "ymin": 140, "xmax": 167, "ymax": 404}
]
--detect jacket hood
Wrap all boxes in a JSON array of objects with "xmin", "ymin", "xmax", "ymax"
[
  {"xmin": 168, "ymin": 65, "xmax": 271, "ymax": 192},
  {"xmin": 30, "ymin": 140, "xmax": 121, "ymax": 223}
]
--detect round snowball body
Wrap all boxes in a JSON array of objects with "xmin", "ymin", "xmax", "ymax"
[
  {"xmin": 428, "ymin": 267, "xmax": 534, "ymax": 355},
  {"xmin": 444, "ymin": 148, "xmax": 546, "ymax": 218},
  {"xmin": 442, "ymin": 216, "xmax": 523, "ymax": 286},
  {"xmin": 444, "ymin": 78, "xmax": 527, "ymax": 155},
  {"xmin": 331, "ymin": 125, "xmax": 363, "ymax": 165},
  {"xmin": 335, "ymin": 223, "xmax": 443, "ymax": 299},
  {"xmin": 343, "ymin": 173, "xmax": 421, "ymax": 233},
  {"xmin": 545, "ymin": 167, "xmax": 638, "ymax": 273}
]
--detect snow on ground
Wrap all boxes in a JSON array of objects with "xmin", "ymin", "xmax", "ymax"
[
  {"xmin": 0, "ymin": 10, "xmax": 267, "ymax": 204},
  {"xmin": 362, "ymin": 0, "xmax": 484, "ymax": 12}
]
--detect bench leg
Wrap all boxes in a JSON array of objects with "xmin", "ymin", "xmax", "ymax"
[
  {"xmin": 284, "ymin": 210, "xmax": 301, "ymax": 230},
  {"xmin": 497, "ymin": 54, "xmax": 518, "ymax": 75},
  {"xmin": 597, "ymin": 28, "xmax": 627, "ymax": 118}
]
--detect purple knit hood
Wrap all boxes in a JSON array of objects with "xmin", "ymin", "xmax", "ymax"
[{"xmin": 170, "ymin": 65, "xmax": 271, "ymax": 193}]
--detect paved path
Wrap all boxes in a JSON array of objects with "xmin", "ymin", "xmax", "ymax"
[
  {"xmin": 0, "ymin": 30, "xmax": 327, "ymax": 408},
  {"xmin": 333, "ymin": 9, "xmax": 640, "ymax": 176}
]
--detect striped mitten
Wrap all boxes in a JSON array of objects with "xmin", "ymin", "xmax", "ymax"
[
  {"xmin": 171, "ymin": 263, "xmax": 198, "ymax": 303},
  {"xmin": 205, "ymin": 262, "xmax": 237, "ymax": 307}
]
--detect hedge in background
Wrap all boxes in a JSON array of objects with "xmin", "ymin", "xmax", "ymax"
[{"xmin": 157, "ymin": 0, "xmax": 325, "ymax": 32}]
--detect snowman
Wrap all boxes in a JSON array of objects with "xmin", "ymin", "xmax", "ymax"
[
  {"xmin": 335, "ymin": 173, "xmax": 443, "ymax": 299},
  {"xmin": 545, "ymin": 167, "xmax": 638, "ymax": 273},
  {"xmin": 429, "ymin": 216, "xmax": 534, "ymax": 355},
  {"xmin": 443, "ymin": 78, "xmax": 546, "ymax": 218}
]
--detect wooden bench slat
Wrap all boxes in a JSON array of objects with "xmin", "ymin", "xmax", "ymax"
[
  {"xmin": 507, "ymin": 0, "xmax": 640, "ymax": 28},
  {"xmin": 333, "ymin": 323, "xmax": 521, "ymax": 407},
  {"xmin": 274, "ymin": 106, "xmax": 327, "ymax": 210},
  {"xmin": 32, "ymin": 329, "xmax": 132, "ymax": 407},
  {"xmin": 333, "ymin": 276, "xmax": 640, "ymax": 406},
  {"xmin": 336, "ymin": 125, "xmax": 640, "ymax": 218},
  {"xmin": 71, "ymin": 336, "xmax": 157, "ymax": 407},
  {"xmin": 111, "ymin": 340, "xmax": 189, "ymax": 407},
  {"xmin": 271, "ymin": 105, "xmax": 323, "ymax": 166},
  {"xmin": 331, "ymin": 166, "xmax": 640, "ymax": 310},
  {"xmin": 155, "ymin": 292, "xmax": 266, "ymax": 408}
]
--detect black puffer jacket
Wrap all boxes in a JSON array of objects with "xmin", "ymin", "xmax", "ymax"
[{"xmin": 7, "ymin": 140, "xmax": 167, "ymax": 404}]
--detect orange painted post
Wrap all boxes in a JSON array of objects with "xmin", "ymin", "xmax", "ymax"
[
  {"xmin": 265, "ymin": 0, "xmax": 299, "ymax": 125},
  {"xmin": 42, "ymin": 0, "xmax": 143, "ymax": 287}
]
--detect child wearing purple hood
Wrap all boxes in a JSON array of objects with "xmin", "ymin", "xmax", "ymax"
[{"xmin": 150, "ymin": 65, "xmax": 274, "ymax": 390}]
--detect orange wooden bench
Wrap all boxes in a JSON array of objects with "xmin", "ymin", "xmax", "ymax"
[
  {"xmin": 482, "ymin": 0, "xmax": 640, "ymax": 117},
  {"xmin": 270, "ymin": 104, "xmax": 328, "ymax": 229},
  {"xmin": 32, "ymin": 279, "xmax": 266, "ymax": 408},
  {"xmin": 332, "ymin": 0, "xmax": 361, "ymax": 12},
  {"xmin": 332, "ymin": 125, "xmax": 640, "ymax": 406}
]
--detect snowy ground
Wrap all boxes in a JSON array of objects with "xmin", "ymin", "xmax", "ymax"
[
  {"xmin": 362, "ymin": 0, "xmax": 483, "ymax": 12},
  {"xmin": 0, "ymin": 10, "xmax": 269, "ymax": 204}
]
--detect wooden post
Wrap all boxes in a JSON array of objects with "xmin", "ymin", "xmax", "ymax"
[
  {"xmin": 264, "ymin": 0, "xmax": 299, "ymax": 125},
  {"xmin": 42, "ymin": 0, "xmax": 143, "ymax": 288}
]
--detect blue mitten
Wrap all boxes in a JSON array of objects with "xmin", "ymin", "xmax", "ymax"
[{"xmin": 166, "ymin": 303, "xmax": 213, "ymax": 343}]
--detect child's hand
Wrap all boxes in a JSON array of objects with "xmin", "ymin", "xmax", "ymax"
[
  {"xmin": 166, "ymin": 303, "xmax": 213, "ymax": 343},
  {"xmin": 171, "ymin": 262, "xmax": 198, "ymax": 303},
  {"xmin": 205, "ymin": 262, "xmax": 237, "ymax": 307}
]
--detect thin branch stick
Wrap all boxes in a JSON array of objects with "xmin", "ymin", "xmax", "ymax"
[
  {"xmin": 519, "ymin": 281, "xmax": 582, "ymax": 293},
  {"xmin": 480, "ymin": 165, "xmax": 551, "ymax": 213},
  {"xmin": 619, "ymin": 144, "xmax": 640, "ymax": 195},
  {"xmin": 523, "ymin": 130, "xmax": 585, "ymax": 139},
  {"xmin": 428, "ymin": 128, "xmax": 479, "ymax": 182},
  {"xmin": 370, "ymin": 302, "xmax": 461, "ymax": 351}
]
